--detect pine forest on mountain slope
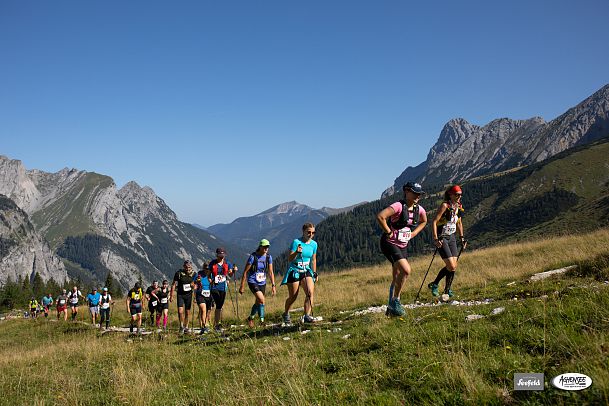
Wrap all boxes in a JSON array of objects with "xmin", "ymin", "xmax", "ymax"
[{"xmin": 282, "ymin": 137, "xmax": 609, "ymax": 272}]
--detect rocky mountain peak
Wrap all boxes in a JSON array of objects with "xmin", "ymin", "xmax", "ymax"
[{"xmin": 385, "ymin": 83, "xmax": 609, "ymax": 194}]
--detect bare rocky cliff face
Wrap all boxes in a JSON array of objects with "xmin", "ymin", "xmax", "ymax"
[
  {"xmin": 384, "ymin": 84, "xmax": 609, "ymax": 196},
  {"xmin": 0, "ymin": 158, "xmax": 243, "ymax": 290},
  {"xmin": 0, "ymin": 195, "xmax": 67, "ymax": 284}
]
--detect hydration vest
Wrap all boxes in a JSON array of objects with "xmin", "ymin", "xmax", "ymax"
[
  {"xmin": 210, "ymin": 262, "xmax": 230, "ymax": 278},
  {"xmin": 249, "ymin": 252, "xmax": 270, "ymax": 275},
  {"xmin": 390, "ymin": 200, "xmax": 420, "ymax": 230},
  {"xmin": 129, "ymin": 288, "xmax": 143, "ymax": 303},
  {"xmin": 437, "ymin": 202, "xmax": 464, "ymax": 230}
]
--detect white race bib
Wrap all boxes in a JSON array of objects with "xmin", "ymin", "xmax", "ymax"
[
  {"xmin": 151, "ymin": 300, "xmax": 158, "ymax": 307},
  {"xmin": 214, "ymin": 275, "xmax": 226, "ymax": 284},
  {"xmin": 59, "ymin": 300, "xmax": 66, "ymax": 305},
  {"xmin": 161, "ymin": 298, "xmax": 168, "ymax": 304},
  {"xmin": 202, "ymin": 289, "xmax": 210, "ymax": 298},
  {"xmin": 397, "ymin": 227, "xmax": 412, "ymax": 243},
  {"xmin": 255, "ymin": 272, "xmax": 266, "ymax": 283},
  {"xmin": 182, "ymin": 284, "xmax": 191, "ymax": 292},
  {"xmin": 442, "ymin": 223, "xmax": 457, "ymax": 236},
  {"xmin": 101, "ymin": 303, "xmax": 110, "ymax": 309}
]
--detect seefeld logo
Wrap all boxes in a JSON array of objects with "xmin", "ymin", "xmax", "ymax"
[{"xmin": 551, "ymin": 373, "xmax": 592, "ymax": 391}]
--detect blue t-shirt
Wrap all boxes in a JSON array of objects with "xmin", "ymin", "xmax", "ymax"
[
  {"xmin": 41, "ymin": 296, "xmax": 53, "ymax": 306},
  {"xmin": 86, "ymin": 292, "xmax": 101, "ymax": 306},
  {"xmin": 193, "ymin": 271, "xmax": 212, "ymax": 296},
  {"xmin": 209, "ymin": 259, "xmax": 233, "ymax": 292},
  {"xmin": 246, "ymin": 253, "xmax": 272, "ymax": 286}
]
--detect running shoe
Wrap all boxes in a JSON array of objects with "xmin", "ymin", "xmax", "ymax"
[
  {"xmin": 303, "ymin": 314, "xmax": 315, "ymax": 324},
  {"xmin": 179, "ymin": 326, "xmax": 185, "ymax": 335},
  {"xmin": 391, "ymin": 298, "xmax": 406, "ymax": 316},
  {"xmin": 428, "ymin": 282, "xmax": 440, "ymax": 297},
  {"xmin": 202, "ymin": 327, "xmax": 210, "ymax": 334},
  {"xmin": 446, "ymin": 289, "xmax": 454, "ymax": 298},
  {"xmin": 247, "ymin": 317, "xmax": 255, "ymax": 328},
  {"xmin": 184, "ymin": 327, "xmax": 190, "ymax": 335},
  {"xmin": 215, "ymin": 324, "xmax": 223, "ymax": 333},
  {"xmin": 282, "ymin": 313, "xmax": 291, "ymax": 325}
]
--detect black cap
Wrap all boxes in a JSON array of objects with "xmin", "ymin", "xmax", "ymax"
[
  {"xmin": 216, "ymin": 247, "xmax": 226, "ymax": 255},
  {"xmin": 403, "ymin": 182, "xmax": 425, "ymax": 194}
]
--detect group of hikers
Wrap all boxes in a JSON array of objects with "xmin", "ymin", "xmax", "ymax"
[
  {"xmin": 26, "ymin": 181, "xmax": 465, "ymax": 332},
  {"xmin": 377, "ymin": 182, "xmax": 467, "ymax": 316}
]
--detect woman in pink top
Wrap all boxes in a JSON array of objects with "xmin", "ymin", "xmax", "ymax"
[{"xmin": 376, "ymin": 182, "xmax": 428, "ymax": 316}]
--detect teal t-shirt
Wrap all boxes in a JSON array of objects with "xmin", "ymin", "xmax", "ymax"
[{"xmin": 289, "ymin": 238, "xmax": 317, "ymax": 272}]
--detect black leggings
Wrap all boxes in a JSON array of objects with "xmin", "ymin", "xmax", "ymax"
[
  {"xmin": 100, "ymin": 308, "xmax": 110, "ymax": 326},
  {"xmin": 211, "ymin": 290, "xmax": 226, "ymax": 310}
]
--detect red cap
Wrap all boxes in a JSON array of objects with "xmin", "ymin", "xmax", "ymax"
[{"xmin": 449, "ymin": 185, "xmax": 462, "ymax": 195}]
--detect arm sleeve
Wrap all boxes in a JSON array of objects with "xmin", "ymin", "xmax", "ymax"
[
  {"xmin": 268, "ymin": 255, "xmax": 273, "ymax": 264},
  {"xmin": 247, "ymin": 255, "xmax": 255, "ymax": 265}
]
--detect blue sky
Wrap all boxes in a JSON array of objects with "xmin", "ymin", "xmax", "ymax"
[{"xmin": 1, "ymin": 0, "xmax": 608, "ymax": 226}]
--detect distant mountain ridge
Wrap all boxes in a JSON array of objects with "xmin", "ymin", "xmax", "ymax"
[
  {"xmin": 0, "ymin": 157, "xmax": 246, "ymax": 290},
  {"xmin": 384, "ymin": 84, "xmax": 609, "ymax": 196},
  {"xmin": 209, "ymin": 201, "xmax": 365, "ymax": 253}
]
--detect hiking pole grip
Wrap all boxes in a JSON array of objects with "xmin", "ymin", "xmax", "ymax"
[{"xmin": 414, "ymin": 248, "xmax": 438, "ymax": 304}]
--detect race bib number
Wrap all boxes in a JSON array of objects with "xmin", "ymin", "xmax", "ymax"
[
  {"xmin": 443, "ymin": 223, "xmax": 457, "ymax": 235},
  {"xmin": 202, "ymin": 289, "xmax": 210, "ymax": 298},
  {"xmin": 182, "ymin": 284, "xmax": 191, "ymax": 292},
  {"xmin": 134, "ymin": 294, "xmax": 140, "ymax": 300},
  {"xmin": 160, "ymin": 298, "xmax": 168, "ymax": 304},
  {"xmin": 59, "ymin": 300, "xmax": 66, "ymax": 305},
  {"xmin": 297, "ymin": 261, "xmax": 310, "ymax": 269},
  {"xmin": 151, "ymin": 301, "xmax": 158, "ymax": 307},
  {"xmin": 214, "ymin": 275, "xmax": 226, "ymax": 284},
  {"xmin": 255, "ymin": 272, "xmax": 266, "ymax": 283},
  {"xmin": 397, "ymin": 227, "xmax": 412, "ymax": 243},
  {"xmin": 101, "ymin": 303, "xmax": 110, "ymax": 309}
]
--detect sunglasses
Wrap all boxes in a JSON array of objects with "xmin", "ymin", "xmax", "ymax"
[{"xmin": 306, "ymin": 231, "xmax": 316, "ymax": 235}]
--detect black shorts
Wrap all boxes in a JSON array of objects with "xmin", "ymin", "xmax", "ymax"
[
  {"xmin": 439, "ymin": 234, "xmax": 459, "ymax": 259},
  {"xmin": 380, "ymin": 235, "xmax": 408, "ymax": 264},
  {"xmin": 248, "ymin": 283, "xmax": 266, "ymax": 295},
  {"xmin": 100, "ymin": 308, "xmax": 111, "ymax": 319},
  {"xmin": 130, "ymin": 304, "xmax": 142, "ymax": 316},
  {"xmin": 158, "ymin": 300, "xmax": 169, "ymax": 310},
  {"xmin": 148, "ymin": 302, "xmax": 160, "ymax": 313},
  {"xmin": 176, "ymin": 293, "xmax": 193, "ymax": 310},
  {"xmin": 211, "ymin": 290, "xmax": 226, "ymax": 310},
  {"xmin": 196, "ymin": 294, "xmax": 214, "ymax": 308},
  {"xmin": 285, "ymin": 269, "xmax": 307, "ymax": 284}
]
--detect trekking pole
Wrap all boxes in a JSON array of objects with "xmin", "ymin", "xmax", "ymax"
[
  {"xmin": 227, "ymin": 280, "xmax": 237, "ymax": 319},
  {"xmin": 414, "ymin": 248, "xmax": 438, "ymax": 304},
  {"xmin": 233, "ymin": 266, "xmax": 240, "ymax": 319}
]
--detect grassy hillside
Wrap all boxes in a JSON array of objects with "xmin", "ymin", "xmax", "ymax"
[{"xmin": 1, "ymin": 229, "xmax": 608, "ymax": 405}]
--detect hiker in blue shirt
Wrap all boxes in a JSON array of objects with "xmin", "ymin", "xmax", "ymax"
[
  {"xmin": 86, "ymin": 287, "xmax": 102, "ymax": 326},
  {"xmin": 194, "ymin": 263, "xmax": 214, "ymax": 334},
  {"xmin": 209, "ymin": 248, "xmax": 235, "ymax": 332},
  {"xmin": 239, "ymin": 239, "xmax": 276, "ymax": 328},
  {"xmin": 281, "ymin": 223, "xmax": 318, "ymax": 324},
  {"xmin": 41, "ymin": 293, "xmax": 54, "ymax": 318}
]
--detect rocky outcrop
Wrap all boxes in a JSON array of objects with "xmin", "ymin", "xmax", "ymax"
[
  {"xmin": 384, "ymin": 84, "xmax": 609, "ymax": 196},
  {"xmin": 0, "ymin": 161, "xmax": 245, "ymax": 289},
  {"xmin": 0, "ymin": 195, "xmax": 67, "ymax": 284}
]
